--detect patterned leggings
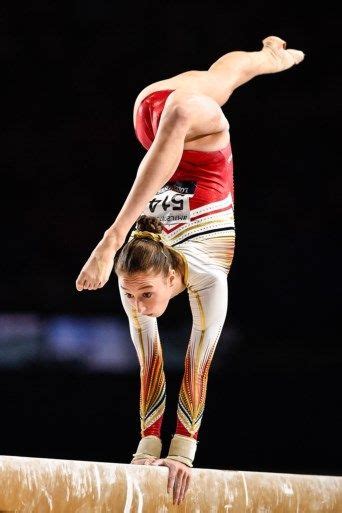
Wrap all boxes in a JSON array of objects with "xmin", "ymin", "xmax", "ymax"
[{"xmin": 119, "ymin": 234, "xmax": 235, "ymax": 441}]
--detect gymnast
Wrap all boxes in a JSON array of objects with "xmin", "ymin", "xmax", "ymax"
[{"xmin": 76, "ymin": 35, "xmax": 304, "ymax": 505}]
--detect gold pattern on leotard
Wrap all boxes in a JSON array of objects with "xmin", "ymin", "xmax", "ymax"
[
  {"xmin": 175, "ymin": 235, "xmax": 235, "ymax": 438},
  {"xmin": 123, "ymin": 233, "xmax": 236, "ymax": 444},
  {"xmin": 131, "ymin": 309, "xmax": 166, "ymax": 437},
  {"xmin": 176, "ymin": 289, "xmax": 218, "ymax": 436}
]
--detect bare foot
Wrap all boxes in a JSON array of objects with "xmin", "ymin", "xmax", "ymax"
[
  {"xmin": 262, "ymin": 35, "xmax": 305, "ymax": 71},
  {"xmin": 262, "ymin": 35, "xmax": 287, "ymax": 50}
]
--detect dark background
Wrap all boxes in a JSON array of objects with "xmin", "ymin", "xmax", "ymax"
[{"xmin": 2, "ymin": 1, "xmax": 340, "ymax": 476}]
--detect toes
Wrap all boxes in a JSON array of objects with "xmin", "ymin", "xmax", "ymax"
[
  {"xmin": 76, "ymin": 276, "xmax": 86, "ymax": 291},
  {"xmin": 76, "ymin": 278, "xmax": 104, "ymax": 291},
  {"xmin": 287, "ymin": 49, "xmax": 305, "ymax": 65}
]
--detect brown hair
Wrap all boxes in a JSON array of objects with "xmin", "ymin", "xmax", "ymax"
[{"xmin": 114, "ymin": 215, "xmax": 185, "ymax": 278}]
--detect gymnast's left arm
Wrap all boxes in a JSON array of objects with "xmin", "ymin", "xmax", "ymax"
[
  {"xmin": 150, "ymin": 266, "xmax": 230, "ymax": 504},
  {"xmin": 172, "ymin": 267, "xmax": 229, "ymax": 446}
]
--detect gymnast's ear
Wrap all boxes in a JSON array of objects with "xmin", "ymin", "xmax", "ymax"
[{"xmin": 168, "ymin": 268, "xmax": 176, "ymax": 284}]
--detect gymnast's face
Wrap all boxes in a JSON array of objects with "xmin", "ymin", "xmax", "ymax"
[{"xmin": 119, "ymin": 268, "xmax": 177, "ymax": 317}]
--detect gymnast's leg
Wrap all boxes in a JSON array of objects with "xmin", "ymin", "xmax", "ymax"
[
  {"xmin": 144, "ymin": 36, "xmax": 305, "ymax": 108},
  {"xmin": 205, "ymin": 35, "xmax": 305, "ymax": 105}
]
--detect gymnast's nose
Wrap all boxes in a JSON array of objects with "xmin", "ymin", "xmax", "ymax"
[{"xmin": 136, "ymin": 301, "xmax": 147, "ymax": 314}]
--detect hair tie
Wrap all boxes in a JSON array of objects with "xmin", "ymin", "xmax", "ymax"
[{"xmin": 131, "ymin": 230, "xmax": 169, "ymax": 245}]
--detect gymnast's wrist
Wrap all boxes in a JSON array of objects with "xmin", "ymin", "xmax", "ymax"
[
  {"xmin": 166, "ymin": 434, "xmax": 198, "ymax": 468},
  {"xmin": 131, "ymin": 435, "xmax": 162, "ymax": 461}
]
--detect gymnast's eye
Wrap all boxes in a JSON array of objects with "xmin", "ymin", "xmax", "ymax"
[
  {"xmin": 143, "ymin": 292, "xmax": 152, "ymax": 298},
  {"xmin": 125, "ymin": 293, "xmax": 134, "ymax": 299}
]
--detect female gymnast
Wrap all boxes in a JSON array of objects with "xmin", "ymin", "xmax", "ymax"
[{"xmin": 75, "ymin": 36, "xmax": 304, "ymax": 505}]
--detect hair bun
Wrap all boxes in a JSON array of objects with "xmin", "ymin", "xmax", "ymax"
[{"xmin": 135, "ymin": 215, "xmax": 164, "ymax": 234}]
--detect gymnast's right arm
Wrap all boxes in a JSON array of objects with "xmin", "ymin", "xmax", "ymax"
[{"xmin": 75, "ymin": 100, "xmax": 190, "ymax": 292}]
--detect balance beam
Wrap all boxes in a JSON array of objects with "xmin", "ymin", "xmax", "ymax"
[{"xmin": 0, "ymin": 456, "xmax": 341, "ymax": 512}]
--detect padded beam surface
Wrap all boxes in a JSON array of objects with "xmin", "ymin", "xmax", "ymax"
[{"xmin": 0, "ymin": 456, "xmax": 341, "ymax": 512}]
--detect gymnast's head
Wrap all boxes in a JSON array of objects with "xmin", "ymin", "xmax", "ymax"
[{"xmin": 114, "ymin": 215, "xmax": 186, "ymax": 317}]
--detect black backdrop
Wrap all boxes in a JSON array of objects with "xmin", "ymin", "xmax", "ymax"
[{"xmin": 2, "ymin": 1, "xmax": 340, "ymax": 476}]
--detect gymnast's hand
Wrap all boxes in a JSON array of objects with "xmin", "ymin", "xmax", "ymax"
[
  {"xmin": 75, "ymin": 235, "xmax": 121, "ymax": 291},
  {"xmin": 130, "ymin": 456, "xmax": 158, "ymax": 465},
  {"xmin": 149, "ymin": 458, "xmax": 191, "ymax": 505}
]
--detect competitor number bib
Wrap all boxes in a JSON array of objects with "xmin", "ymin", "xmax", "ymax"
[{"xmin": 142, "ymin": 181, "xmax": 197, "ymax": 225}]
